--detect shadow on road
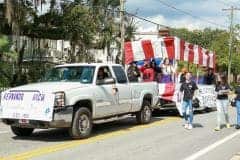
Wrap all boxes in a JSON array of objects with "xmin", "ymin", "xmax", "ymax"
[
  {"xmin": 153, "ymin": 107, "xmax": 216, "ymax": 117},
  {"xmin": 152, "ymin": 109, "xmax": 180, "ymax": 117},
  {"xmin": 11, "ymin": 109, "xmax": 214, "ymax": 142},
  {"xmin": 12, "ymin": 117, "xmax": 166, "ymax": 142},
  {"xmin": 193, "ymin": 123, "xmax": 204, "ymax": 128},
  {"xmin": 12, "ymin": 128, "xmax": 71, "ymax": 141}
]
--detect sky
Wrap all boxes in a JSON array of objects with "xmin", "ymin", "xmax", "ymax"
[
  {"xmin": 1, "ymin": 0, "xmax": 239, "ymax": 32},
  {"xmin": 126, "ymin": 0, "xmax": 240, "ymax": 32}
]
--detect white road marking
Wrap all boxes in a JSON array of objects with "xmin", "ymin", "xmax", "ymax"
[
  {"xmin": 184, "ymin": 130, "xmax": 240, "ymax": 160},
  {"xmin": 0, "ymin": 131, "xmax": 9, "ymax": 134}
]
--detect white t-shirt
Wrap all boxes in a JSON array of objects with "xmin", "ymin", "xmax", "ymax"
[{"xmin": 161, "ymin": 64, "xmax": 174, "ymax": 75}]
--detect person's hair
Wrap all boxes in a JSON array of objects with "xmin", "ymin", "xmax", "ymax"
[
  {"xmin": 150, "ymin": 60, "xmax": 156, "ymax": 68},
  {"xmin": 181, "ymin": 67, "xmax": 187, "ymax": 73},
  {"xmin": 220, "ymin": 75, "xmax": 227, "ymax": 84},
  {"xmin": 163, "ymin": 58, "xmax": 170, "ymax": 65},
  {"xmin": 146, "ymin": 63, "xmax": 151, "ymax": 68}
]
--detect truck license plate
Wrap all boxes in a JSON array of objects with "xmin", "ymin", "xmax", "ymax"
[{"xmin": 19, "ymin": 119, "xmax": 29, "ymax": 124}]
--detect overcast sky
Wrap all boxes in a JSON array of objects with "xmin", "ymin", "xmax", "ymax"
[{"xmin": 126, "ymin": 0, "xmax": 240, "ymax": 31}]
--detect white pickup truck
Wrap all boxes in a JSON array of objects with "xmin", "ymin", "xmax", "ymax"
[{"xmin": 0, "ymin": 63, "xmax": 159, "ymax": 139}]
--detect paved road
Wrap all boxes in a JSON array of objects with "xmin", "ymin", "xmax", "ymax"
[{"xmin": 0, "ymin": 107, "xmax": 240, "ymax": 160}]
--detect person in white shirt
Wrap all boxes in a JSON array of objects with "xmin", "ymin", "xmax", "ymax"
[{"xmin": 160, "ymin": 58, "xmax": 174, "ymax": 83}]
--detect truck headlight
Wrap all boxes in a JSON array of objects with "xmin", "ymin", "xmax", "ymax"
[{"xmin": 54, "ymin": 92, "xmax": 65, "ymax": 108}]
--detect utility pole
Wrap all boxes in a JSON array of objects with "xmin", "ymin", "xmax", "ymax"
[
  {"xmin": 120, "ymin": 0, "xmax": 125, "ymax": 65},
  {"xmin": 222, "ymin": 6, "xmax": 240, "ymax": 83}
]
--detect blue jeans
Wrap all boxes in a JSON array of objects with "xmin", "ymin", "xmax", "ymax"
[
  {"xmin": 182, "ymin": 100, "xmax": 193, "ymax": 125},
  {"xmin": 236, "ymin": 100, "xmax": 240, "ymax": 125}
]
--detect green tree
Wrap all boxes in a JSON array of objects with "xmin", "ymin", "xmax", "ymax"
[
  {"xmin": 63, "ymin": 4, "xmax": 97, "ymax": 62},
  {"xmin": 88, "ymin": 0, "xmax": 120, "ymax": 61},
  {"xmin": 0, "ymin": 34, "xmax": 17, "ymax": 87},
  {"xmin": 3, "ymin": 0, "xmax": 39, "ymax": 81}
]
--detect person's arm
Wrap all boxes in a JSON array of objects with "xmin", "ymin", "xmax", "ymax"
[
  {"xmin": 222, "ymin": 84, "xmax": 231, "ymax": 94},
  {"xmin": 171, "ymin": 65, "xmax": 176, "ymax": 73},
  {"xmin": 216, "ymin": 87, "xmax": 224, "ymax": 95},
  {"xmin": 179, "ymin": 84, "xmax": 184, "ymax": 102}
]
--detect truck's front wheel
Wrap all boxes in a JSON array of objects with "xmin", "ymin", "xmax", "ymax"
[
  {"xmin": 69, "ymin": 107, "xmax": 92, "ymax": 139},
  {"xmin": 136, "ymin": 101, "xmax": 152, "ymax": 124},
  {"xmin": 11, "ymin": 126, "xmax": 34, "ymax": 136}
]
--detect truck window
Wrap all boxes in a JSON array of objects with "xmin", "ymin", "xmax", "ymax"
[
  {"xmin": 97, "ymin": 66, "xmax": 112, "ymax": 81},
  {"xmin": 112, "ymin": 66, "xmax": 127, "ymax": 84},
  {"xmin": 41, "ymin": 66, "xmax": 95, "ymax": 83}
]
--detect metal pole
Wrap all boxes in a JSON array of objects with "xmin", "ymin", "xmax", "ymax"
[
  {"xmin": 222, "ymin": 6, "xmax": 240, "ymax": 83},
  {"xmin": 227, "ymin": 6, "xmax": 234, "ymax": 84},
  {"xmin": 120, "ymin": 0, "xmax": 125, "ymax": 65}
]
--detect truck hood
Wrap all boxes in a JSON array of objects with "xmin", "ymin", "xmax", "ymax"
[{"xmin": 6, "ymin": 82, "xmax": 90, "ymax": 93}]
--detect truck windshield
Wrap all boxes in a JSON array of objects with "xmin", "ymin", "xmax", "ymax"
[{"xmin": 41, "ymin": 66, "xmax": 95, "ymax": 83}]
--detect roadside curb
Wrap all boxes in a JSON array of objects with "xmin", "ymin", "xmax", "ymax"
[{"xmin": 230, "ymin": 152, "xmax": 240, "ymax": 160}]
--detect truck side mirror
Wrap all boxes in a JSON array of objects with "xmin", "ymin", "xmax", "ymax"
[{"xmin": 96, "ymin": 78, "xmax": 116, "ymax": 85}]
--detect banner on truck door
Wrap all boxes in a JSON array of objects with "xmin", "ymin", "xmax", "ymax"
[{"xmin": 0, "ymin": 91, "xmax": 55, "ymax": 122}]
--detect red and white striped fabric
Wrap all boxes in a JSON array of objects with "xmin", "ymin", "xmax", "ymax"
[
  {"xmin": 125, "ymin": 36, "xmax": 216, "ymax": 68},
  {"xmin": 124, "ymin": 37, "xmax": 174, "ymax": 64},
  {"xmin": 158, "ymin": 83, "xmax": 176, "ymax": 101}
]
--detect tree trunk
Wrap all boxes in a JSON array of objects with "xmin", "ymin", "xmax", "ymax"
[
  {"xmin": 70, "ymin": 42, "xmax": 76, "ymax": 63},
  {"xmin": 107, "ymin": 42, "xmax": 111, "ymax": 62},
  {"xmin": 17, "ymin": 39, "xmax": 26, "ymax": 76}
]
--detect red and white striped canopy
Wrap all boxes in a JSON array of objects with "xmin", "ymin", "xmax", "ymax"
[{"xmin": 124, "ymin": 36, "xmax": 216, "ymax": 68}]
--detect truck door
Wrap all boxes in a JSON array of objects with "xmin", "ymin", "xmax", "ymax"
[
  {"xmin": 112, "ymin": 66, "xmax": 132, "ymax": 114},
  {"xmin": 94, "ymin": 66, "xmax": 118, "ymax": 118}
]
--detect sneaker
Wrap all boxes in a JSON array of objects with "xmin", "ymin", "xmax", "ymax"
[
  {"xmin": 214, "ymin": 127, "xmax": 221, "ymax": 131},
  {"xmin": 226, "ymin": 124, "xmax": 231, "ymax": 128},
  {"xmin": 188, "ymin": 125, "xmax": 193, "ymax": 130},
  {"xmin": 184, "ymin": 124, "xmax": 189, "ymax": 129}
]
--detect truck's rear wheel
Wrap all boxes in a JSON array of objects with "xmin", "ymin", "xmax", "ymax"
[
  {"xmin": 11, "ymin": 126, "xmax": 34, "ymax": 136},
  {"xmin": 69, "ymin": 107, "xmax": 92, "ymax": 139},
  {"xmin": 136, "ymin": 101, "xmax": 152, "ymax": 124}
]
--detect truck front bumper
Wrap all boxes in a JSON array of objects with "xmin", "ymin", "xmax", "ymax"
[{"xmin": 2, "ymin": 106, "xmax": 73, "ymax": 129}]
